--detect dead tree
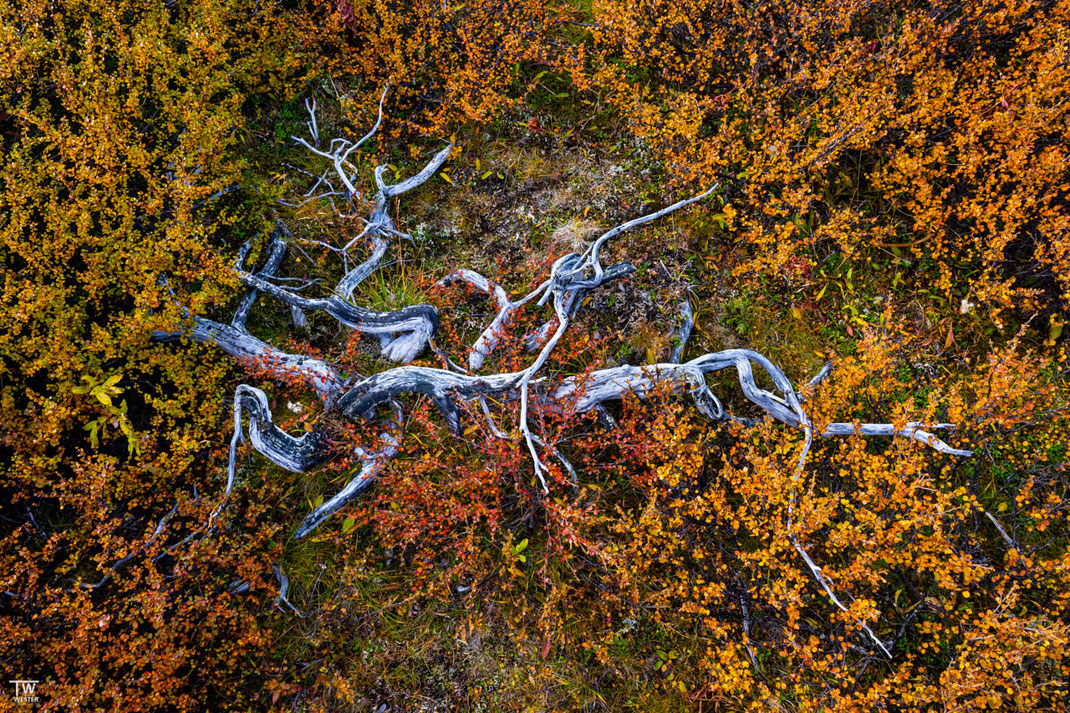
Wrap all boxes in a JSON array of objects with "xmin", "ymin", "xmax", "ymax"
[{"xmin": 155, "ymin": 91, "xmax": 972, "ymax": 656}]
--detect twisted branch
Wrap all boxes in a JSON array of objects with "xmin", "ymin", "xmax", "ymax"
[{"xmin": 155, "ymin": 95, "xmax": 976, "ymax": 658}]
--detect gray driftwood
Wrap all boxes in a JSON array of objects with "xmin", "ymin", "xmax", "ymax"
[{"xmin": 155, "ymin": 93, "xmax": 974, "ymax": 656}]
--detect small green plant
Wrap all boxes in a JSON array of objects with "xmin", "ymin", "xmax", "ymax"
[
  {"xmin": 723, "ymin": 295, "xmax": 753, "ymax": 335},
  {"xmin": 355, "ymin": 259, "xmax": 426, "ymax": 312}
]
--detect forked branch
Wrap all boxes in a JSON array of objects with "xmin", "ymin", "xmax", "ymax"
[{"xmin": 155, "ymin": 92, "xmax": 976, "ymax": 660}]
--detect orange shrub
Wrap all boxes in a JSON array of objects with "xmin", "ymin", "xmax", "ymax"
[
  {"xmin": 288, "ymin": 320, "xmax": 1069, "ymax": 709},
  {"xmin": 0, "ymin": 0, "xmax": 317, "ymax": 708},
  {"xmin": 579, "ymin": 0, "xmax": 1070, "ymax": 318},
  {"xmin": 307, "ymin": 0, "xmax": 583, "ymax": 135}
]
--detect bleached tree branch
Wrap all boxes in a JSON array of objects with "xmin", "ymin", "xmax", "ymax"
[
  {"xmin": 155, "ymin": 96, "xmax": 975, "ymax": 666},
  {"xmin": 790, "ymin": 535, "xmax": 894, "ymax": 659}
]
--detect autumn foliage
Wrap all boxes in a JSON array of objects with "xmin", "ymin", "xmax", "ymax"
[
  {"xmin": 579, "ymin": 0, "xmax": 1070, "ymax": 319},
  {"xmin": 1, "ymin": 0, "xmax": 317, "ymax": 708},
  {"xmin": 2, "ymin": 0, "xmax": 1069, "ymax": 711},
  {"xmin": 305, "ymin": 0, "xmax": 582, "ymax": 135},
  {"xmin": 288, "ymin": 288, "xmax": 1070, "ymax": 710}
]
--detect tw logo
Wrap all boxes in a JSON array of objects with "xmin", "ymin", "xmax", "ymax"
[{"xmin": 10, "ymin": 680, "xmax": 40, "ymax": 705}]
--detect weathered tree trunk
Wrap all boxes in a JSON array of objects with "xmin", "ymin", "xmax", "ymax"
[{"xmin": 155, "ymin": 92, "xmax": 972, "ymax": 657}]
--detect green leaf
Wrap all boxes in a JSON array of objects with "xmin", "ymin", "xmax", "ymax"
[
  {"xmin": 313, "ymin": 495, "xmax": 324, "ymax": 509},
  {"xmin": 342, "ymin": 516, "xmax": 356, "ymax": 533},
  {"xmin": 481, "ymin": 170, "xmax": 493, "ymax": 180},
  {"xmin": 514, "ymin": 538, "xmax": 529, "ymax": 554},
  {"xmin": 95, "ymin": 391, "xmax": 113, "ymax": 408}
]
